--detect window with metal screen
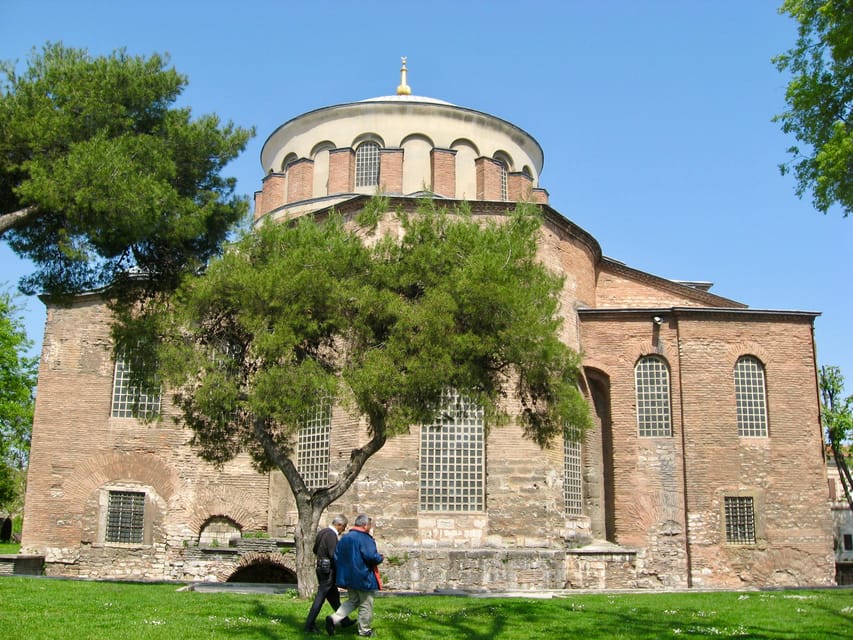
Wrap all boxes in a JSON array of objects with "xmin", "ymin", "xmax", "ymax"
[
  {"xmin": 564, "ymin": 426, "xmax": 583, "ymax": 515},
  {"xmin": 734, "ymin": 356, "xmax": 768, "ymax": 437},
  {"xmin": 419, "ymin": 390, "xmax": 485, "ymax": 512},
  {"xmin": 724, "ymin": 496, "xmax": 756, "ymax": 544},
  {"xmin": 106, "ymin": 490, "xmax": 145, "ymax": 543},
  {"xmin": 297, "ymin": 396, "xmax": 331, "ymax": 490},
  {"xmin": 635, "ymin": 356, "xmax": 671, "ymax": 437},
  {"xmin": 111, "ymin": 357, "xmax": 161, "ymax": 419},
  {"xmin": 355, "ymin": 142, "xmax": 380, "ymax": 187}
]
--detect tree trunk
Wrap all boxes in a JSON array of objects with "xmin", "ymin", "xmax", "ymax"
[
  {"xmin": 293, "ymin": 498, "xmax": 324, "ymax": 598},
  {"xmin": 831, "ymin": 440, "xmax": 853, "ymax": 514},
  {"xmin": 253, "ymin": 416, "xmax": 387, "ymax": 597}
]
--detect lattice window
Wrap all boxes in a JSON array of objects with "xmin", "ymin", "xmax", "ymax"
[
  {"xmin": 297, "ymin": 395, "xmax": 331, "ymax": 490},
  {"xmin": 734, "ymin": 356, "xmax": 768, "ymax": 437},
  {"xmin": 724, "ymin": 496, "xmax": 756, "ymax": 544},
  {"xmin": 419, "ymin": 390, "xmax": 485, "ymax": 512},
  {"xmin": 106, "ymin": 490, "xmax": 145, "ymax": 543},
  {"xmin": 355, "ymin": 141, "xmax": 380, "ymax": 187},
  {"xmin": 111, "ymin": 356, "xmax": 161, "ymax": 419},
  {"xmin": 635, "ymin": 355, "xmax": 671, "ymax": 437},
  {"xmin": 498, "ymin": 160, "xmax": 508, "ymax": 200},
  {"xmin": 564, "ymin": 425, "xmax": 583, "ymax": 516}
]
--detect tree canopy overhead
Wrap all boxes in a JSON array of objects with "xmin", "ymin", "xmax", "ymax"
[
  {"xmin": 0, "ymin": 42, "xmax": 254, "ymax": 297},
  {"xmin": 775, "ymin": 0, "xmax": 853, "ymax": 216},
  {"xmin": 141, "ymin": 198, "xmax": 591, "ymax": 594}
]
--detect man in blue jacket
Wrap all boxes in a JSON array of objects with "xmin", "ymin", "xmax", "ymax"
[{"xmin": 325, "ymin": 513, "xmax": 384, "ymax": 637}]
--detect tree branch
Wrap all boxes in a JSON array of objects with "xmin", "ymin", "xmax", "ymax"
[{"xmin": 0, "ymin": 206, "xmax": 39, "ymax": 236}]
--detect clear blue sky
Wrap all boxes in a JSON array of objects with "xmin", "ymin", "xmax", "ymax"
[{"xmin": 1, "ymin": 1, "xmax": 851, "ymax": 394}]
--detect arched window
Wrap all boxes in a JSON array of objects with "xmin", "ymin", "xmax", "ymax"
[
  {"xmin": 635, "ymin": 355, "xmax": 671, "ymax": 437},
  {"xmin": 355, "ymin": 141, "xmax": 380, "ymax": 187},
  {"xmin": 493, "ymin": 152, "xmax": 511, "ymax": 201},
  {"xmin": 564, "ymin": 425, "xmax": 583, "ymax": 515},
  {"xmin": 419, "ymin": 389, "xmax": 484, "ymax": 512},
  {"xmin": 734, "ymin": 356, "xmax": 768, "ymax": 437}
]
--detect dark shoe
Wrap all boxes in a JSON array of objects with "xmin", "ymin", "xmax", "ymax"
[
  {"xmin": 325, "ymin": 616, "xmax": 336, "ymax": 636},
  {"xmin": 340, "ymin": 618, "xmax": 356, "ymax": 628},
  {"xmin": 358, "ymin": 631, "xmax": 374, "ymax": 637}
]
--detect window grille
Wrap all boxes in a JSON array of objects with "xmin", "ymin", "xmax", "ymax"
[
  {"xmin": 111, "ymin": 356, "xmax": 161, "ymax": 419},
  {"xmin": 106, "ymin": 490, "xmax": 145, "ymax": 543},
  {"xmin": 734, "ymin": 356, "xmax": 768, "ymax": 437},
  {"xmin": 355, "ymin": 142, "xmax": 380, "ymax": 187},
  {"xmin": 724, "ymin": 496, "xmax": 756, "ymax": 544},
  {"xmin": 635, "ymin": 356, "xmax": 671, "ymax": 437},
  {"xmin": 419, "ymin": 389, "xmax": 485, "ymax": 512},
  {"xmin": 564, "ymin": 425, "xmax": 583, "ymax": 515},
  {"xmin": 498, "ymin": 161, "xmax": 508, "ymax": 200},
  {"xmin": 297, "ymin": 395, "xmax": 331, "ymax": 490}
]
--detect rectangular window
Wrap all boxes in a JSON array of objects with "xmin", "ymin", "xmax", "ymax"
[
  {"xmin": 564, "ymin": 426, "xmax": 583, "ymax": 515},
  {"xmin": 419, "ymin": 390, "xmax": 485, "ymax": 512},
  {"xmin": 297, "ymin": 395, "xmax": 331, "ymax": 490},
  {"xmin": 106, "ymin": 490, "xmax": 145, "ymax": 543},
  {"xmin": 111, "ymin": 356, "xmax": 161, "ymax": 419},
  {"xmin": 724, "ymin": 496, "xmax": 756, "ymax": 544},
  {"xmin": 844, "ymin": 534, "xmax": 853, "ymax": 552}
]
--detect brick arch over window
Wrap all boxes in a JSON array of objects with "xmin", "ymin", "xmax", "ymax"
[
  {"xmin": 64, "ymin": 452, "xmax": 180, "ymax": 510},
  {"xmin": 189, "ymin": 486, "xmax": 259, "ymax": 534}
]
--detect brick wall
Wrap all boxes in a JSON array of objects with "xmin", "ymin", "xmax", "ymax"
[
  {"xmin": 328, "ymin": 148, "xmax": 355, "ymax": 194},
  {"xmin": 379, "ymin": 149, "xmax": 404, "ymax": 194},
  {"xmin": 286, "ymin": 158, "xmax": 314, "ymax": 203},
  {"xmin": 430, "ymin": 148, "xmax": 457, "ymax": 198}
]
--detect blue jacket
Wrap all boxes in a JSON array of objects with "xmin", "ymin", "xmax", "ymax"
[{"xmin": 334, "ymin": 528, "xmax": 383, "ymax": 591}]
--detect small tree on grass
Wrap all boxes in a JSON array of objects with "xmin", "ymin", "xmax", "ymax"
[
  {"xmin": 0, "ymin": 290, "xmax": 37, "ymax": 516},
  {"xmin": 820, "ymin": 365, "xmax": 853, "ymax": 513},
  {"xmin": 142, "ymin": 198, "xmax": 591, "ymax": 596}
]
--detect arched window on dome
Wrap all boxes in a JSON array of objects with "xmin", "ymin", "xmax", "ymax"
[
  {"xmin": 635, "ymin": 355, "xmax": 671, "ymax": 437},
  {"xmin": 734, "ymin": 356, "xmax": 768, "ymax": 437},
  {"xmin": 493, "ymin": 152, "xmax": 512, "ymax": 201},
  {"xmin": 355, "ymin": 141, "xmax": 381, "ymax": 187}
]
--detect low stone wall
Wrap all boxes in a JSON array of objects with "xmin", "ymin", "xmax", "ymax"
[{"xmin": 380, "ymin": 546, "xmax": 639, "ymax": 591}]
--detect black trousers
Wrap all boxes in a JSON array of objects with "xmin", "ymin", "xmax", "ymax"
[{"xmin": 304, "ymin": 569, "xmax": 341, "ymax": 630}]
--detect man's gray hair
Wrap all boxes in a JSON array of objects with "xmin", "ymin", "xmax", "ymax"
[
  {"xmin": 331, "ymin": 514, "xmax": 348, "ymax": 527},
  {"xmin": 353, "ymin": 513, "xmax": 371, "ymax": 527}
]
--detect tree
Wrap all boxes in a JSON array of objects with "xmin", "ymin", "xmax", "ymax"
[
  {"xmin": 774, "ymin": 0, "xmax": 853, "ymax": 216},
  {"xmin": 819, "ymin": 365, "xmax": 853, "ymax": 513},
  {"xmin": 147, "ymin": 198, "xmax": 591, "ymax": 596},
  {"xmin": 0, "ymin": 290, "xmax": 37, "ymax": 513},
  {"xmin": 0, "ymin": 42, "xmax": 254, "ymax": 298}
]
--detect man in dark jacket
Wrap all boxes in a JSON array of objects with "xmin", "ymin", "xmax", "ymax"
[
  {"xmin": 304, "ymin": 514, "xmax": 354, "ymax": 633},
  {"xmin": 325, "ymin": 513, "xmax": 384, "ymax": 637}
]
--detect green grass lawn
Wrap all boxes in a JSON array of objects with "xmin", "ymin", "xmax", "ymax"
[
  {"xmin": 0, "ymin": 542, "xmax": 21, "ymax": 554},
  {"xmin": 0, "ymin": 577, "xmax": 850, "ymax": 639}
]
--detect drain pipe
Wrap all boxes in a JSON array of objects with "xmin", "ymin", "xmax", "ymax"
[{"xmin": 674, "ymin": 309, "xmax": 693, "ymax": 588}]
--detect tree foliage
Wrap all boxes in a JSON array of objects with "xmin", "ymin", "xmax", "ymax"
[
  {"xmin": 0, "ymin": 290, "xmax": 37, "ymax": 512},
  {"xmin": 775, "ymin": 0, "xmax": 853, "ymax": 216},
  {"xmin": 141, "ymin": 198, "xmax": 591, "ymax": 593},
  {"xmin": 0, "ymin": 42, "xmax": 254, "ymax": 297}
]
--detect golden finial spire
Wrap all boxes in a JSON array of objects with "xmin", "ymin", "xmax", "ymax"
[{"xmin": 396, "ymin": 56, "xmax": 412, "ymax": 96}]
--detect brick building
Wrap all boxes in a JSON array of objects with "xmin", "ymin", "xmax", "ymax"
[{"xmin": 21, "ymin": 64, "xmax": 835, "ymax": 589}]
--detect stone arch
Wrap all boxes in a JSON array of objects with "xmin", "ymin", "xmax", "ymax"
[
  {"xmin": 451, "ymin": 138, "xmax": 479, "ymax": 199},
  {"xmin": 583, "ymin": 366, "xmax": 616, "ymax": 542},
  {"xmin": 492, "ymin": 149, "xmax": 513, "ymax": 171},
  {"xmin": 189, "ymin": 485, "xmax": 259, "ymax": 535},
  {"xmin": 281, "ymin": 152, "xmax": 298, "ymax": 172},
  {"xmin": 400, "ymin": 133, "xmax": 434, "ymax": 194},
  {"xmin": 351, "ymin": 132, "xmax": 385, "ymax": 149},
  {"xmin": 220, "ymin": 551, "xmax": 298, "ymax": 583}
]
